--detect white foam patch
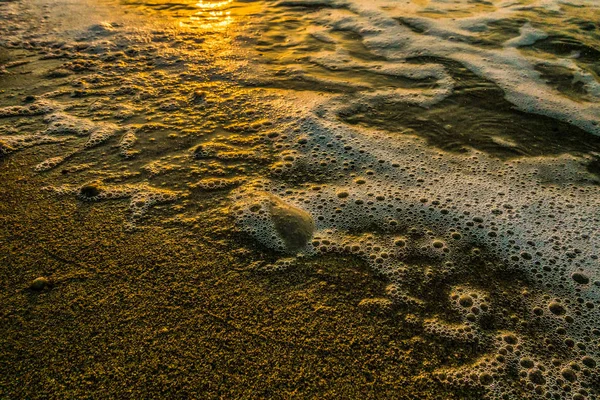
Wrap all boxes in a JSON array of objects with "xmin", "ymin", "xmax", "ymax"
[
  {"xmin": 232, "ymin": 90, "xmax": 600, "ymax": 398},
  {"xmin": 0, "ymin": 134, "xmax": 69, "ymax": 156},
  {"xmin": 272, "ymin": 0, "xmax": 600, "ymax": 135},
  {"xmin": 0, "ymin": 100, "xmax": 57, "ymax": 118},
  {"xmin": 309, "ymin": 49, "xmax": 455, "ymax": 106},
  {"xmin": 504, "ymin": 22, "xmax": 548, "ymax": 48}
]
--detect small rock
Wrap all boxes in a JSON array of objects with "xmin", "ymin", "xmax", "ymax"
[
  {"xmin": 79, "ymin": 183, "xmax": 102, "ymax": 198},
  {"xmin": 30, "ymin": 277, "xmax": 50, "ymax": 291},
  {"xmin": 190, "ymin": 90, "xmax": 206, "ymax": 103}
]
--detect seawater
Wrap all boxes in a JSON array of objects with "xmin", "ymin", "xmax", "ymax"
[{"xmin": 1, "ymin": 0, "xmax": 599, "ymax": 398}]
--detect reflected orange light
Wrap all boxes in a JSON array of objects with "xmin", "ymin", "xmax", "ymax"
[
  {"xmin": 195, "ymin": 0, "xmax": 232, "ymax": 10},
  {"xmin": 181, "ymin": 0, "xmax": 233, "ymax": 29}
]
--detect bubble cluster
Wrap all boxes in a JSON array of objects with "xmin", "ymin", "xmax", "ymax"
[
  {"xmin": 192, "ymin": 139, "xmax": 269, "ymax": 163},
  {"xmin": 44, "ymin": 112, "xmax": 99, "ymax": 136},
  {"xmin": 232, "ymin": 187, "xmax": 315, "ymax": 254},
  {"xmin": 41, "ymin": 112, "xmax": 119, "ymax": 149},
  {"xmin": 0, "ymin": 100, "xmax": 56, "ymax": 118},
  {"xmin": 47, "ymin": 181, "xmax": 180, "ymax": 226},
  {"xmin": 0, "ymin": 134, "xmax": 68, "ymax": 157},
  {"xmin": 1, "ymin": 102, "xmax": 121, "ymax": 170},
  {"xmin": 193, "ymin": 177, "xmax": 245, "ymax": 191},
  {"xmin": 260, "ymin": 257, "xmax": 298, "ymax": 273},
  {"xmin": 231, "ymin": 93, "xmax": 600, "ymax": 398},
  {"xmin": 118, "ymin": 129, "xmax": 138, "ymax": 158},
  {"xmin": 35, "ymin": 154, "xmax": 71, "ymax": 172}
]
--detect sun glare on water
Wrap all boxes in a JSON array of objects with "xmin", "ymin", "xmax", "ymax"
[{"xmin": 181, "ymin": 0, "xmax": 233, "ymax": 29}]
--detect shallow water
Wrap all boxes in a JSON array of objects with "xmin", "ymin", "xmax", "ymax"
[{"xmin": 1, "ymin": 0, "xmax": 600, "ymax": 398}]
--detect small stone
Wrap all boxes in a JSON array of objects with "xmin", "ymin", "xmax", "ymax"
[
  {"xmin": 79, "ymin": 184, "xmax": 101, "ymax": 198},
  {"xmin": 268, "ymin": 194, "xmax": 314, "ymax": 253},
  {"xmin": 190, "ymin": 90, "xmax": 206, "ymax": 103},
  {"xmin": 30, "ymin": 277, "xmax": 50, "ymax": 291}
]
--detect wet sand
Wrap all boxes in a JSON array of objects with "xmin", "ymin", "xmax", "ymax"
[{"xmin": 0, "ymin": 149, "xmax": 481, "ymax": 399}]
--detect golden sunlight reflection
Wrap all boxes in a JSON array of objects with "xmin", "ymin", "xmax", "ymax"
[{"xmin": 181, "ymin": 0, "xmax": 233, "ymax": 29}]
